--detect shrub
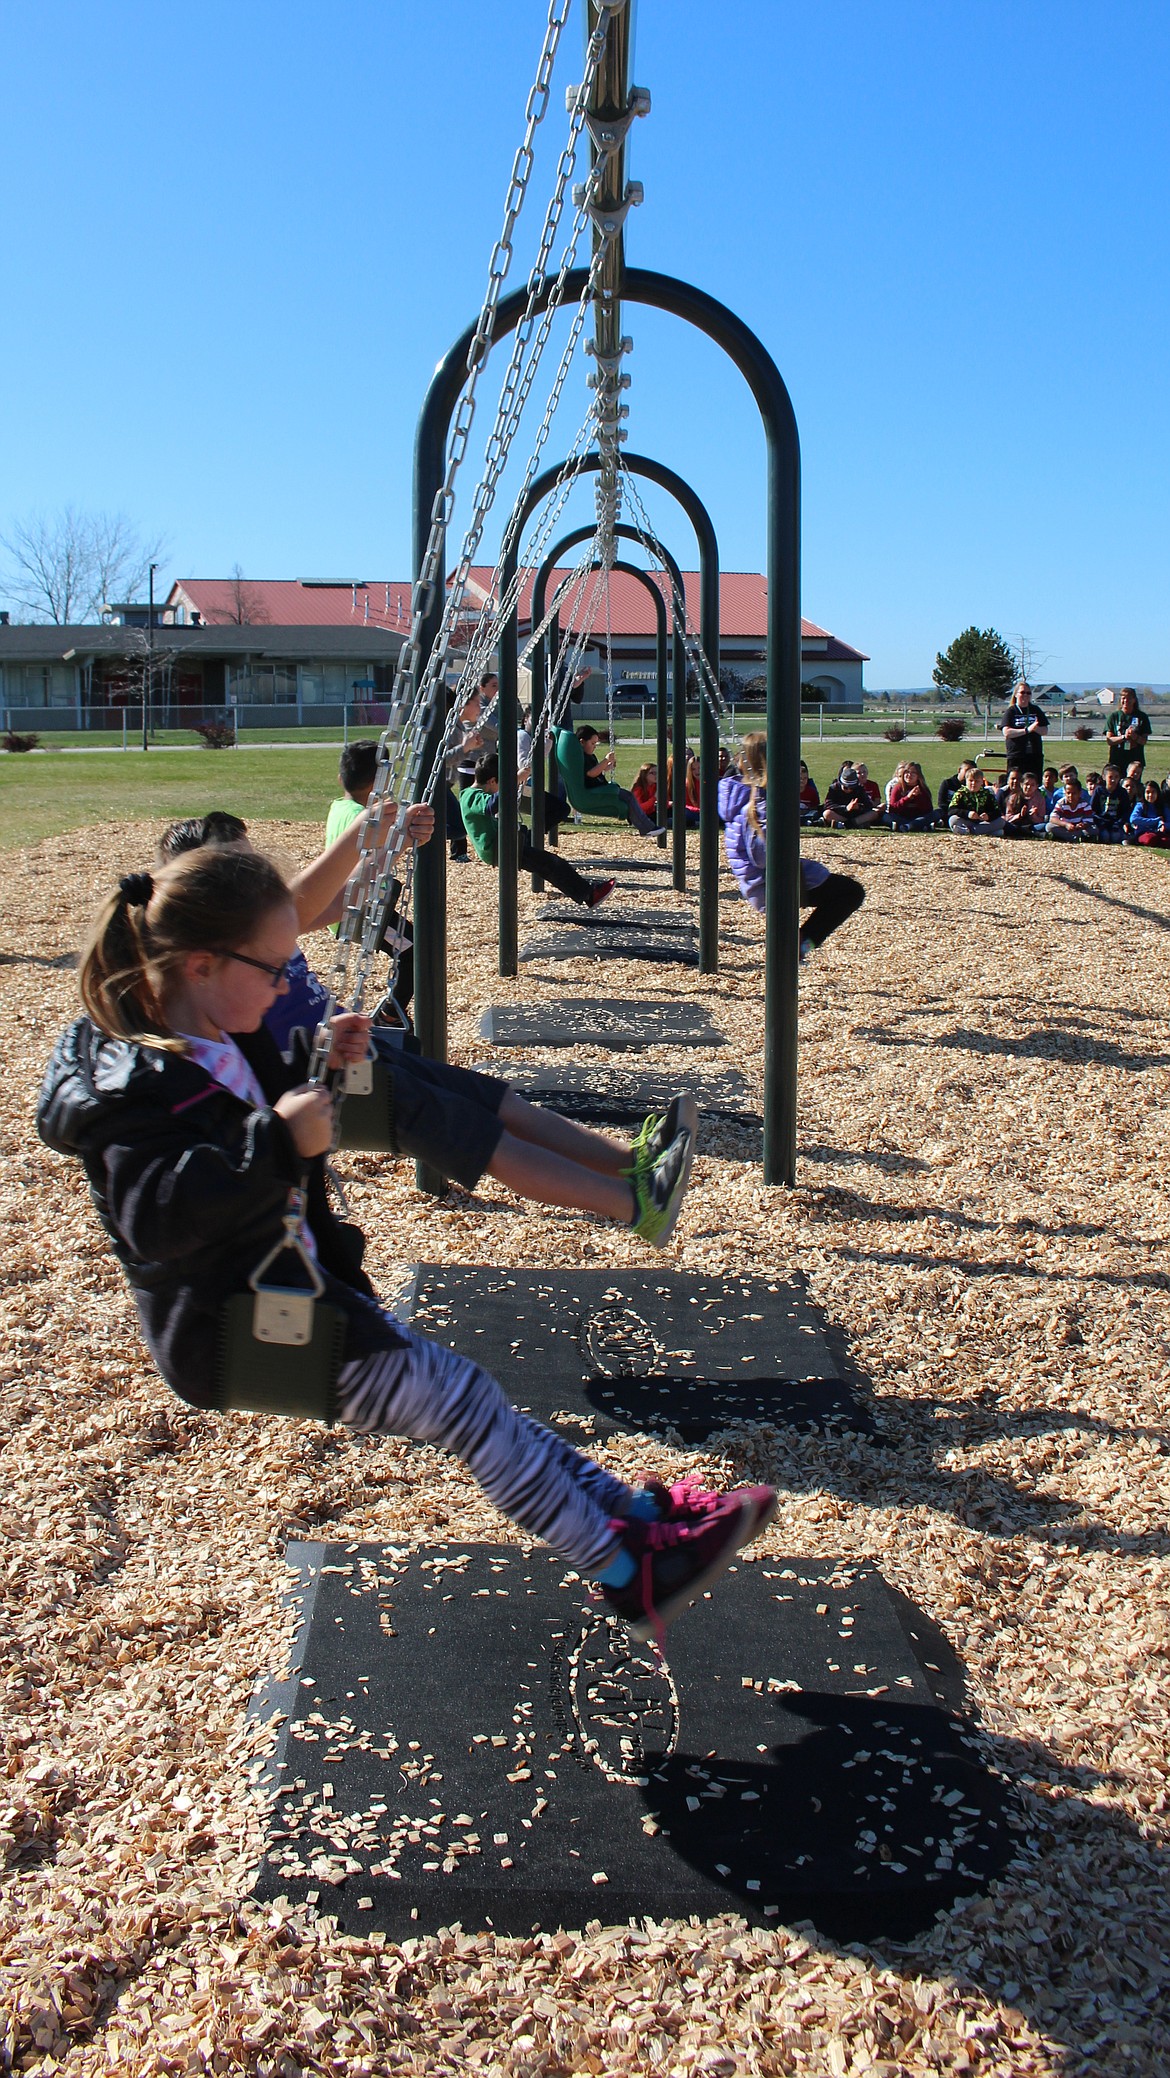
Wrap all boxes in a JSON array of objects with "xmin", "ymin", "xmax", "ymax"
[
  {"xmin": 936, "ymin": 717, "xmax": 966, "ymax": 742},
  {"xmin": 1073, "ymin": 724, "xmax": 1093, "ymax": 741},
  {"xmin": 883, "ymin": 724, "xmax": 906, "ymax": 743},
  {"xmin": 193, "ymin": 718, "xmax": 235, "ymax": 750},
  {"xmin": 2, "ymin": 730, "xmax": 40, "ymax": 753}
]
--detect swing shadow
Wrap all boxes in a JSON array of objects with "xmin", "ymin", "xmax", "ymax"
[
  {"xmin": 1053, "ymin": 871, "xmax": 1170, "ymax": 933},
  {"xmin": 851, "ymin": 1021, "xmax": 1170, "ymax": 1071},
  {"xmin": 652, "ymin": 1719, "xmax": 1167, "ymax": 2062},
  {"xmin": 0, "ymin": 949, "xmax": 77, "ymax": 970},
  {"xmin": 719, "ymin": 1336, "xmax": 1170, "ymax": 1564}
]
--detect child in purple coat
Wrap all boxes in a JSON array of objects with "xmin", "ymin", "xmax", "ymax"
[{"xmin": 723, "ymin": 735, "xmax": 865, "ymax": 963}]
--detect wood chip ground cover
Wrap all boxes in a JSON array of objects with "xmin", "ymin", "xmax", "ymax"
[{"xmin": 1, "ymin": 821, "xmax": 1167, "ymax": 2076}]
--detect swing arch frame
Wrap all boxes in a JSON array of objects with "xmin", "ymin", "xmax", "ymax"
[{"xmin": 411, "ymin": 264, "xmax": 800, "ymax": 1189}]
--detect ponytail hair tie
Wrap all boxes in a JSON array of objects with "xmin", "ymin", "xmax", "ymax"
[{"xmin": 118, "ymin": 871, "xmax": 154, "ymax": 909}]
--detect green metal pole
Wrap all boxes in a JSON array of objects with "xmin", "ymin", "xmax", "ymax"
[
  {"xmin": 528, "ymin": 605, "xmax": 546, "ymax": 887},
  {"xmin": 655, "ymin": 584, "xmax": 669, "ymax": 850},
  {"xmin": 530, "ymin": 519, "xmax": 681, "ymax": 862},
  {"xmin": 547, "ymin": 618, "xmax": 562, "ymax": 848},
  {"xmin": 670, "ymin": 610, "xmax": 686, "ymax": 888},
  {"xmin": 498, "ymin": 629, "xmax": 518, "ymax": 976},
  {"xmin": 698, "ymin": 554, "xmax": 720, "ymax": 973}
]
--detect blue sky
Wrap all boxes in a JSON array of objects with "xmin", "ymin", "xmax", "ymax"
[{"xmin": 2, "ymin": 0, "xmax": 1167, "ymax": 685}]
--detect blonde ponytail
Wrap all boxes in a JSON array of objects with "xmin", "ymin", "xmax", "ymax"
[{"xmin": 78, "ymin": 848, "xmax": 292, "ymax": 1047}]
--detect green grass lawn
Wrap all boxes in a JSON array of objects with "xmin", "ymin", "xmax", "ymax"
[
  {"xmin": 0, "ymin": 748, "xmax": 343, "ymax": 849},
  {"xmin": 1, "ymin": 732, "xmax": 1097, "ymax": 850}
]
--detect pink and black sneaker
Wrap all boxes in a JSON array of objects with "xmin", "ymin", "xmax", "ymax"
[
  {"xmin": 637, "ymin": 1473, "xmax": 778, "ymax": 1544},
  {"xmin": 602, "ymin": 1488, "xmax": 772, "ymax": 1643}
]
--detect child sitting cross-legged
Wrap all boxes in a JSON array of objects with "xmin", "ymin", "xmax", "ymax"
[
  {"xmin": 1129, "ymin": 779, "xmax": 1170, "ymax": 847},
  {"xmin": 947, "ymin": 769, "xmax": 1004, "ymax": 835},
  {"xmin": 631, "ymin": 762, "xmax": 658, "ymax": 823},
  {"xmin": 37, "ymin": 847, "xmax": 775, "ymax": 1643},
  {"xmin": 1047, "ymin": 775, "xmax": 1100, "ymax": 842},
  {"xmin": 886, "ymin": 761, "xmax": 936, "ymax": 832},
  {"xmin": 1092, "ymin": 763, "xmax": 1133, "ymax": 844}
]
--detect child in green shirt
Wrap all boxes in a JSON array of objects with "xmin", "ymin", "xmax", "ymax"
[{"xmin": 462, "ymin": 754, "xmax": 614, "ymax": 907}]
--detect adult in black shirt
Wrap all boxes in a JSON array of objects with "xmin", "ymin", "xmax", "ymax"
[
  {"xmin": 1105, "ymin": 687, "xmax": 1151, "ymax": 772},
  {"xmin": 999, "ymin": 681, "xmax": 1050, "ymax": 776}
]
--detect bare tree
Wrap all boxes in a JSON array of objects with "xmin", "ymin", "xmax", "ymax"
[
  {"xmin": 0, "ymin": 507, "xmax": 166, "ymax": 622},
  {"xmin": 204, "ymin": 563, "xmax": 270, "ymax": 626},
  {"xmin": 113, "ymin": 627, "xmax": 181, "ymax": 739},
  {"xmin": 89, "ymin": 512, "xmax": 166, "ymax": 614},
  {"xmin": 1010, "ymin": 632, "xmax": 1053, "ymax": 687}
]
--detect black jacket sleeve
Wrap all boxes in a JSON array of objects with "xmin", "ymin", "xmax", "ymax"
[{"xmin": 93, "ymin": 1102, "xmax": 303, "ymax": 1265}]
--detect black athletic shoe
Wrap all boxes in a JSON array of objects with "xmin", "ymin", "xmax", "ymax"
[{"xmin": 587, "ymin": 877, "xmax": 617, "ymax": 907}]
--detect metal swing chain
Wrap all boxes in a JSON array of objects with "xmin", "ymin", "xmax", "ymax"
[
  {"xmin": 307, "ymin": 4, "xmax": 626, "ymax": 1087},
  {"xmin": 450, "ymin": 390, "xmax": 606, "ymax": 705},
  {"xmin": 603, "ymin": 540, "xmax": 616, "ymax": 751},
  {"xmin": 327, "ymin": 39, "xmax": 619, "ymax": 984},
  {"xmin": 618, "ymin": 463, "xmax": 744, "ymax": 752},
  {"xmin": 548, "ymin": 560, "xmax": 610, "ymax": 727},
  {"xmin": 618, "ymin": 466, "xmax": 737, "ymax": 739},
  {"xmin": 382, "ymin": 0, "xmax": 617, "ymax": 756}
]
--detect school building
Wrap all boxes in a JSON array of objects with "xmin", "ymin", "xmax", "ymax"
[{"xmin": 0, "ymin": 572, "xmax": 866, "ymax": 728}]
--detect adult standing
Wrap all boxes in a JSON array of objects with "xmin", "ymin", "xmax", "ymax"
[
  {"xmin": 999, "ymin": 680, "xmax": 1050, "ymax": 777},
  {"xmin": 1105, "ymin": 687, "xmax": 1151, "ymax": 773}
]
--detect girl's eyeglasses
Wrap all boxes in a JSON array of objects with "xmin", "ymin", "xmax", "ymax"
[{"xmin": 223, "ymin": 950, "xmax": 294, "ymax": 987}]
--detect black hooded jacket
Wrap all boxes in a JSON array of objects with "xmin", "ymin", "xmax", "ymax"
[{"xmin": 36, "ymin": 1017, "xmax": 404, "ymax": 1410}]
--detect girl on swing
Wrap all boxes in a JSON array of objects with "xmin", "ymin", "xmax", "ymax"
[
  {"xmin": 37, "ymin": 847, "xmax": 774, "ymax": 1643},
  {"xmin": 724, "ymin": 734, "xmax": 866, "ymax": 963}
]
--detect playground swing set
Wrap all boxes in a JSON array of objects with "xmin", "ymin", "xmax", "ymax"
[{"xmin": 215, "ymin": 0, "xmax": 802, "ymax": 1412}]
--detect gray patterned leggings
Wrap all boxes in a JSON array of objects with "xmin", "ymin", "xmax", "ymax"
[{"xmin": 337, "ymin": 1323, "xmax": 631, "ymax": 1573}]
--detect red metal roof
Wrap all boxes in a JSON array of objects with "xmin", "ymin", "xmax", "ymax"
[
  {"xmin": 168, "ymin": 579, "xmax": 413, "ymax": 630},
  {"xmin": 464, "ymin": 566, "xmax": 866, "ymax": 658},
  {"xmin": 169, "ymin": 573, "xmax": 866, "ymax": 660}
]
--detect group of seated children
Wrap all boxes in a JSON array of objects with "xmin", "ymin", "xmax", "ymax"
[
  {"xmin": 36, "ymin": 767, "xmax": 774, "ymax": 1649},
  {"xmin": 793, "ymin": 678, "xmax": 1162, "ymax": 847},
  {"xmin": 883, "ymin": 756, "xmax": 1170, "ymax": 843}
]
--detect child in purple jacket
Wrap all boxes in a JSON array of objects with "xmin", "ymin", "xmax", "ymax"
[{"xmin": 723, "ymin": 735, "xmax": 865, "ymax": 962}]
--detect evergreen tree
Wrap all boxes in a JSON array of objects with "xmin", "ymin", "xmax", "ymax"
[{"xmin": 933, "ymin": 626, "xmax": 1016, "ymax": 721}]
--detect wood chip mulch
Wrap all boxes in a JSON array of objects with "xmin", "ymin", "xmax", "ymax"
[{"xmin": 1, "ymin": 820, "xmax": 1168, "ymax": 2076}]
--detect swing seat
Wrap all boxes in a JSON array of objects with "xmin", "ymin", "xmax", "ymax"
[
  {"xmin": 336, "ymin": 1056, "xmax": 398, "ymax": 1153},
  {"xmin": 215, "ymin": 1292, "xmax": 346, "ymax": 1422},
  {"xmin": 553, "ymin": 727, "xmax": 627, "ymax": 819}
]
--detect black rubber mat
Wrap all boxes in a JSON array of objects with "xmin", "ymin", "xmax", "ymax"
[
  {"xmin": 473, "ymin": 1062, "xmax": 758, "ymax": 1135},
  {"xmin": 253, "ymin": 1543, "xmax": 1017, "ymax": 1941},
  {"xmin": 521, "ymin": 928, "xmax": 698, "ymax": 967},
  {"xmin": 535, "ymin": 905, "xmax": 696, "ymax": 935},
  {"xmin": 401, "ymin": 1264, "xmax": 871, "ymax": 1440},
  {"xmin": 477, "ymin": 1000, "xmax": 722, "ymax": 1050}
]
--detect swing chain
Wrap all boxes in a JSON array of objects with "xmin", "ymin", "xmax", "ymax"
[
  {"xmin": 618, "ymin": 462, "xmax": 744, "ymax": 752},
  {"xmin": 306, "ymin": 5, "xmax": 624, "ymax": 1071}
]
